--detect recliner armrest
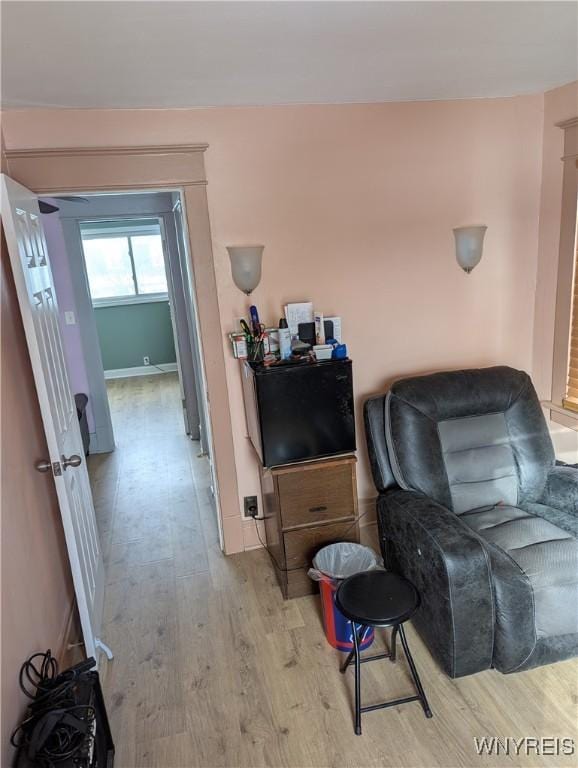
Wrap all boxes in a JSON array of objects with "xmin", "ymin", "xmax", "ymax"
[
  {"xmin": 378, "ymin": 489, "xmax": 495, "ymax": 678},
  {"xmin": 541, "ymin": 465, "xmax": 578, "ymax": 515}
]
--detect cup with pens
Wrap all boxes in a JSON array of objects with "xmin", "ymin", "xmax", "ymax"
[{"xmin": 242, "ymin": 306, "xmax": 265, "ymax": 362}]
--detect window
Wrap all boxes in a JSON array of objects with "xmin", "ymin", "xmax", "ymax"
[
  {"xmin": 551, "ymin": 120, "xmax": 578, "ymax": 428},
  {"xmin": 563, "ymin": 212, "xmax": 578, "ymax": 412},
  {"xmin": 80, "ymin": 218, "xmax": 168, "ymax": 305}
]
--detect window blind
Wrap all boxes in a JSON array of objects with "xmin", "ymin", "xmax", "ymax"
[{"xmin": 564, "ymin": 234, "xmax": 578, "ymax": 412}]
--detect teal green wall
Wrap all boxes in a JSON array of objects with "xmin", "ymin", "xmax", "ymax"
[{"xmin": 94, "ymin": 301, "xmax": 176, "ymax": 370}]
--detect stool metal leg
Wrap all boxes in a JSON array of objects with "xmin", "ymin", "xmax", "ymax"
[
  {"xmin": 341, "ymin": 646, "xmax": 355, "ymax": 674},
  {"xmin": 352, "ymin": 622, "xmax": 362, "ymax": 735},
  {"xmin": 340, "ymin": 621, "xmax": 432, "ymax": 732},
  {"xmin": 390, "ymin": 624, "xmax": 399, "ymax": 663},
  {"xmin": 398, "ymin": 624, "xmax": 433, "ymax": 718},
  {"xmin": 341, "ymin": 626, "xmax": 370, "ymax": 673}
]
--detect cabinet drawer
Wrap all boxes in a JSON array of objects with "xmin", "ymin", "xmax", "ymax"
[
  {"xmin": 285, "ymin": 567, "xmax": 317, "ymax": 599},
  {"xmin": 277, "ymin": 461, "xmax": 356, "ymax": 529},
  {"xmin": 284, "ymin": 520, "xmax": 358, "ymax": 570}
]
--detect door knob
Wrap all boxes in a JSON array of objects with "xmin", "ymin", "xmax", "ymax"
[
  {"xmin": 35, "ymin": 459, "xmax": 53, "ymax": 473},
  {"xmin": 62, "ymin": 454, "xmax": 82, "ymax": 470}
]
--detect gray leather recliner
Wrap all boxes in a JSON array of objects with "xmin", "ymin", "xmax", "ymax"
[{"xmin": 365, "ymin": 366, "xmax": 578, "ymax": 678}]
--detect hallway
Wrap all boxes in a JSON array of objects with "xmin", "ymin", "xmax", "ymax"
[
  {"xmin": 87, "ymin": 373, "xmax": 222, "ymax": 765},
  {"xmin": 89, "ymin": 373, "xmax": 215, "ymax": 581},
  {"xmin": 88, "ymin": 376, "xmax": 577, "ymax": 768}
]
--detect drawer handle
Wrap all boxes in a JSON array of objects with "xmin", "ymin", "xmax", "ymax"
[{"xmin": 309, "ymin": 505, "xmax": 328, "ymax": 513}]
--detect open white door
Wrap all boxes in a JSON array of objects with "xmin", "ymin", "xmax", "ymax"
[{"xmin": 1, "ymin": 174, "xmax": 108, "ymax": 661}]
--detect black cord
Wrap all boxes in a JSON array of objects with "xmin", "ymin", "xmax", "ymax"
[
  {"xmin": 253, "ymin": 503, "xmax": 375, "ymax": 574},
  {"xmin": 18, "ymin": 651, "xmax": 58, "ymax": 700},
  {"xmin": 11, "ymin": 650, "xmax": 96, "ymax": 768},
  {"xmin": 253, "ymin": 516, "xmax": 285, "ymax": 572},
  {"xmin": 341, "ymin": 504, "xmax": 373, "ymax": 538}
]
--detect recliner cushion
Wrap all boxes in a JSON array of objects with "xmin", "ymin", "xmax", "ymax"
[
  {"xmin": 385, "ymin": 367, "xmax": 555, "ymax": 513},
  {"xmin": 462, "ymin": 505, "xmax": 578, "ymax": 649},
  {"xmin": 438, "ymin": 413, "xmax": 518, "ymax": 513},
  {"xmin": 523, "ymin": 501, "xmax": 578, "ymax": 538}
]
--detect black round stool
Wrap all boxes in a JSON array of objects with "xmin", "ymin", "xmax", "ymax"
[{"xmin": 335, "ymin": 570, "xmax": 433, "ymax": 735}]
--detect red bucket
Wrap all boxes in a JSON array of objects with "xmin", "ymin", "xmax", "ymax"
[{"xmin": 319, "ymin": 576, "xmax": 374, "ymax": 652}]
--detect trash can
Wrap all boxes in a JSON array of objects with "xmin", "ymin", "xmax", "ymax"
[{"xmin": 309, "ymin": 543, "xmax": 381, "ymax": 652}]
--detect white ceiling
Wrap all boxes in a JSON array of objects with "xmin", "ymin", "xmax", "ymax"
[{"xmin": 2, "ymin": 1, "xmax": 577, "ymax": 109}]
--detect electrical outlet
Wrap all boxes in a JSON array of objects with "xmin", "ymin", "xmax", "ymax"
[
  {"xmin": 243, "ymin": 495, "xmax": 258, "ymax": 518},
  {"xmin": 143, "ymin": 356, "xmax": 150, "ymax": 366}
]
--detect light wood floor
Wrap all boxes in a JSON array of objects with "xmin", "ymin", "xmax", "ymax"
[{"xmin": 89, "ymin": 374, "xmax": 578, "ymax": 768}]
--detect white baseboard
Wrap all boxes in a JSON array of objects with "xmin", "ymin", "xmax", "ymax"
[{"xmin": 104, "ymin": 363, "xmax": 178, "ymax": 380}]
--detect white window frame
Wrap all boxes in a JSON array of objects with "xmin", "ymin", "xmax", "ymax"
[
  {"xmin": 92, "ymin": 293, "xmax": 169, "ymax": 308},
  {"xmin": 550, "ymin": 117, "xmax": 578, "ymax": 430},
  {"xmin": 81, "ymin": 219, "xmax": 169, "ymax": 307}
]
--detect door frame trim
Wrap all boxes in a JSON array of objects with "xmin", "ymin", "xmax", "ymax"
[
  {"xmin": 4, "ymin": 144, "xmax": 240, "ymax": 554},
  {"xmin": 58, "ymin": 213, "xmax": 115, "ymax": 454}
]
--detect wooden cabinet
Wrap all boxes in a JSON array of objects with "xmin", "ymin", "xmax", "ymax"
[{"xmin": 260, "ymin": 455, "xmax": 359, "ymax": 599}]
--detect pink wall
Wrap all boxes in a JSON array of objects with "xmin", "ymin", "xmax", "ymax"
[
  {"xmin": 534, "ymin": 81, "xmax": 578, "ymax": 461},
  {"xmin": 1, "ymin": 95, "xmax": 546, "ymax": 548},
  {"xmin": 42, "ymin": 211, "xmax": 94, "ymax": 431}
]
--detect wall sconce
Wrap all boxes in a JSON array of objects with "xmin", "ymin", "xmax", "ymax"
[
  {"xmin": 453, "ymin": 226, "xmax": 487, "ymax": 273},
  {"xmin": 227, "ymin": 245, "xmax": 264, "ymax": 295}
]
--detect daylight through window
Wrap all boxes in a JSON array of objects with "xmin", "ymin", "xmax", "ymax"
[{"xmin": 80, "ymin": 219, "xmax": 168, "ymax": 304}]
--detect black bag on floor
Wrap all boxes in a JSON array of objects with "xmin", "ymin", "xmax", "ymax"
[{"xmin": 11, "ymin": 651, "xmax": 114, "ymax": 768}]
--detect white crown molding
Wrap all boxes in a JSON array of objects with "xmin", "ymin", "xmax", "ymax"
[
  {"xmin": 3, "ymin": 143, "xmax": 208, "ymax": 159},
  {"xmin": 555, "ymin": 116, "xmax": 578, "ymax": 161},
  {"xmin": 3, "ymin": 143, "xmax": 209, "ymax": 192},
  {"xmin": 556, "ymin": 116, "xmax": 578, "ymax": 130}
]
